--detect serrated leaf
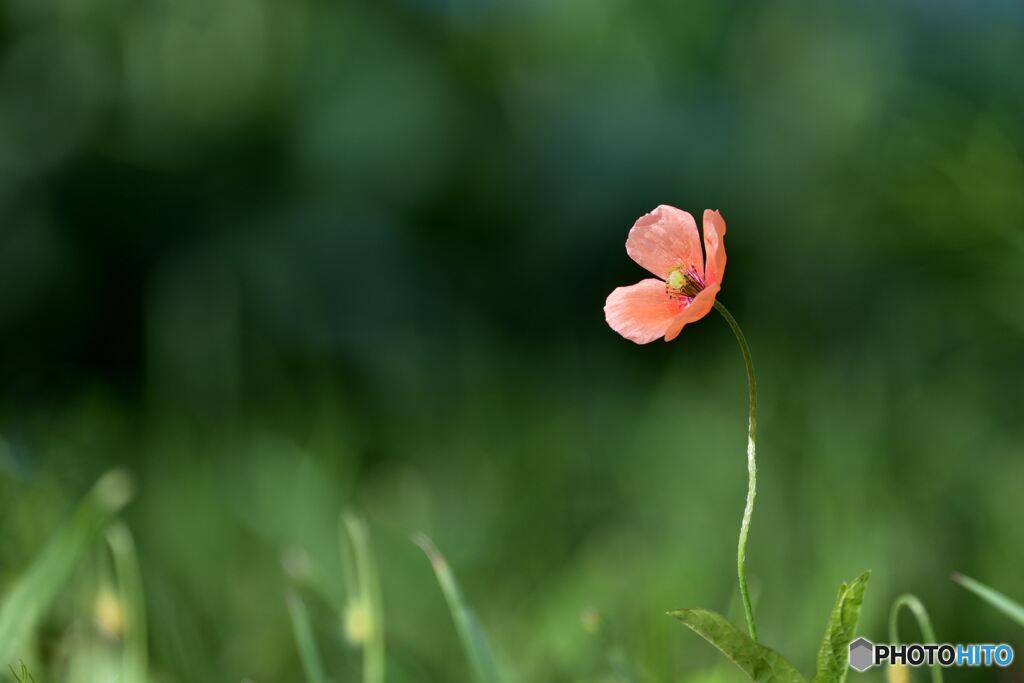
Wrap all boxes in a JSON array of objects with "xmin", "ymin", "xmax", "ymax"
[
  {"xmin": 812, "ymin": 571, "xmax": 871, "ymax": 683},
  {"xmin": 669, "ymin": 608, "xmax": 805, "ymax": 683},
  {"xmin": 952, "ymin": 572, "xmax": 1024, "ymax": 628}
]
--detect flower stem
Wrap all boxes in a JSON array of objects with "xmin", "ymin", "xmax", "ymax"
[{"xmin": 713, "ymin": 300, "xmax": 758, "ymax": 642}]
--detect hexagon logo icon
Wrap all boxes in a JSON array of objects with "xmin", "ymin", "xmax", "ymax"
[{"xmin": 848, "ymin": 637, "xmax": 874, "ymax": 672}]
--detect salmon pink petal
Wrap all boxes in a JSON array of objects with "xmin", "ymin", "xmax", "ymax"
[
  {"xmin": 664, "ymin": 284, "xmax": 720, "ymax": 342},
  {"xmin": 604, "ymin": 279, "xmax": 685, "ymax": 344},
  {"xmin": 702, "ymin": 210, "xmax": 727, "ymax": 287},
  {"xmin": 626, "ymin": 205, "xmax": 704, "ymax": 281}
]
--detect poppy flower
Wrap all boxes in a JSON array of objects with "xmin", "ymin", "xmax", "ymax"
[{"xmin": 604, "ymin": 205, "xmax": 726, "ymax": 344}]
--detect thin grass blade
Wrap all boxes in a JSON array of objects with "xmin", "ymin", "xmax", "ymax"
[
  {"xmin": 414, "ymin": 534, "xmax": 500, "ymax": 683},
  {"xmin": 107, "ymin": 522, "xmax": 147, "ymax": 683},
  {"xmin": 952, "ymin": 573, "xmax": 1024, "ymax": 628},
  {"xmin": 888, "ymin": 594, "xmax": 941, "ymax": 683},
  {"xmin": 341, "ymin": 513, "xmax": 385, "ymax": 683},
  {"xmin": 0, "ymin": 469, "xmax": 134, "ymax": 665},
  {"xmin": 285, "ymin": 589, "xmax": 329, "ymax": 683}
]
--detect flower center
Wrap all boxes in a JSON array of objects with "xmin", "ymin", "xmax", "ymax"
[{"xmin": 666, "ymin": 266, "xmax": 704, "ymax": 298}]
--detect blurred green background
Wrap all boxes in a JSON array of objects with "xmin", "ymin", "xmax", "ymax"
[{"xmin": 1, "ymin": 0, "xmax": 1022, "ymax": 681}]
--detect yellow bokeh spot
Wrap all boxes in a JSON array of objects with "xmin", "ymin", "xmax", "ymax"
[
  {"xmin": 344, "ymin": 600, "xmax": 373, "ymax": 645},
  {"xmin": 580, "ymin": 608, "xmax": 602, "ymax": 634},
  {"xmin": 93, "ymin": 587, "xmax": 124, "ymax": 639},
  {"xmin": 887, "ymin": 663, "xmax": 910, "ymax": 683}
]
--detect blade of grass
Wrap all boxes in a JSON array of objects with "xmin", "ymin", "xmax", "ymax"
[
  {"xmin": 107, "ymin": 522, "xmax": 147, "ymax": 683},
  {"xmin": 285, "ymin": 589, "xmax": 328, "ymax": 683},
  {"xmin": 888, "ymin": 594, "xmax": 941, "ymax": 683},
  {"xmin": 341, "ymin": 513, "xmax": 385, "ymax": 683},
  {"xmin": 952, "ymin": 573, "xmax": 1024, "ymax": 627},
  {"xmin": 413, "ymin": 534, "xmax": 500, "ymax": 683},
  {"xmin": 9, "ymin": 661, "xmax": 36, "ymax": 683},
  {"xmin": 0, "ymin": 469, "xmax": 134, "ymax": 665}
]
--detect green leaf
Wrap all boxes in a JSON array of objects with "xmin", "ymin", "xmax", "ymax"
[
  {"xmin": 812, "ymin": 571, "xmax": 871, "ymax": 683},
  {"xmin": 0, "ymin": 469, "xmax": 134, "ymax": 665},
  {"xmin": 952, "ymin": 572, "xmax": 1024, "ymax": 628},
  {"xmin": 669, "ymin": 608, "xmax": 805, "ymax": 683},
  {"xmin": 414, "ymin": 534, "xmax": 501, "ymax": 683}
]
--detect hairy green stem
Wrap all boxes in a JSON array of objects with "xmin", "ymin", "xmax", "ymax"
[
  {"xmin": 889, "ymin": 594, "xmax": 942, "ymax": 683},
  {"xmin": 713, "ymin": 300, "xmax": 758, "ymax": 642}
]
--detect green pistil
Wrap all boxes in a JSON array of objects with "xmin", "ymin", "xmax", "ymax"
[{"xmin": 666, "ymin": 267, "xmax": 703, "ymax": 297}]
